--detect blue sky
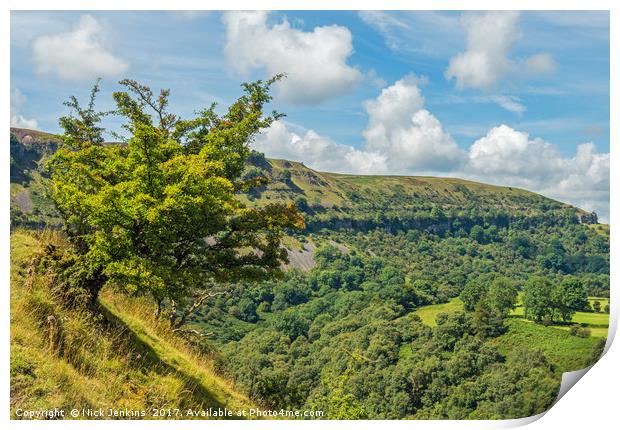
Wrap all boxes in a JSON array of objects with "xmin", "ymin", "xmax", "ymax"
[{"xmin": 10, "ymin": 10, "xmax": 610, "ymax": 220}]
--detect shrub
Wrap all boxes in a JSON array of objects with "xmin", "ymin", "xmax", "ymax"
[{"xmin": 568, "ymin": 326, "xmax": 591, "ymax": 338}]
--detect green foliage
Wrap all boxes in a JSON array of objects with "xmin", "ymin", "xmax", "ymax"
[
  {"xmin": 491, "ymin": 319, "xmax": 601, "ymax": 374},
  {"xmin": 471, "ymin": 300, "xmax": 506, "ymax": 338},
  {"xmin": 191, "ymin": 213, "xmax": 607, "ymax": 419},
  {"xmin": 523, "ymin": 276, "xmax": 588, "ymax": 323},
  {"xmin": 523, "ymin": 277, "xmax": 554, "ymax": 323},
  {"xmin": 553, "ymin": 277, "xmax": 588, "ymax": 322},
  {"xmin": 460, "ymin": 282, "xmax": 487, "ymax": 312},
  {"xmin": 486, "ymin": 277, "xmax": 518, "ymax": 317},
  {"xmin": 46, "ymin": 78, "xmax": 303, "ymax": 319},
  {"xmin": 10, "ymin": 91, "xmax": 609, "ymax": 419},
  {"xmin": 569, "ymin": 326, "xmax": 591, "ymax": 338},
  {"xmin": 307, "ymin": 369, "xmax": 368, "ymax": 419}
]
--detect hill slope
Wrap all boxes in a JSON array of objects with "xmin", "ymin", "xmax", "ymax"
[
  {"xmin": 10, "ymin": 230, "xmax": 257, "ymax": 419},
  {"xmin": 9, "ymin": 127, "xmax": 598, "ymax": 232},
  {"xmin": 240, "ymin": 156, "xmax": 597, "ymax": 230}
]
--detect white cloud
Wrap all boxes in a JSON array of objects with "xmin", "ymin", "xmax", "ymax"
[
  {"xmin": 32, "ymin": 14, "xmax": 128, "ymax": 81},
  {"xmin": 474, "ymin": 95, "xmax": 526, "ymax": 114},
  {"xmin": 222, "ymin": 11, "xmax": 361, "ymax": 105},
  {"xmin": 252, "ymin": 121, "xmax": 387, "ymax": 174},
  {"xmin": 254, "ymin": 76, "xmax": 464, "ymax": 175},
  {"xmin": 366, "ymin": 68, "xmax": 387, "ymax": 88},
  {"xmin": 445, "ymin": 11, "xmax": 556, "ymax": 90},
  {"xmin": 358, "ymin": 10, "xmax": 411, "ymax": 51},
  {"xmin": 359, "ymin": 11, "xmax": 462, "ymax": 57},
  {"xmin": 363, "ymin": 76, "xmax": 466, "ymax": 172},
  {"xmin": 10, "ymin": 87, "xmax": 38, "ymax": 129},
  {"xmin": 171, "ymin": 11, "xmax": 210, "ymax": 20},
  {"xmin": 464, "ymin": 125, "xmax": 609, "ymax": 220}
]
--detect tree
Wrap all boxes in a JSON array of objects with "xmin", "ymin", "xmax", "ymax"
[
  {"xmin": 47, "ymin": 77, "xmax": 304, "ymax": 329},
  {"xmin": 469, "ymin": 225, "xmax": 486, "ymax": 243},
  {"xmin": 472, "ymin": 299, "xmax": 505, "ymax": 338},
  {"xmin": 553, "ymin": 277, "xmax": 588, "ymax": 322},
  {"xmin": 522, "ymin": 277, "xmax": 553, "ymax": 323},
  {"xmin": 237, "ymin": 297, "xmax": 259, "ymax": 323},
  {"xmin": 486, "ymin": 277, "xmax": 518, "ymax": 317},
  {"xmin": 592, "ymin": 300, "xmax": 601, "ymax": 313},
  {"xmin": 308, "ymin": 369, "xmax": 368, "ymax": 419},
  {"xmin": 430, "ymin": 206, "xmax": 446, "ymax": 222},
  {"xmin": 508, "ymin": 232, "xmax": 534, "ymax": 258},
  {"xmin": 459, "ymin": 281, "xmax": 488, "ymax": 312},
  {"xmin": 273, "ymin": 310, "xmax": 309, "ymax": 340}
]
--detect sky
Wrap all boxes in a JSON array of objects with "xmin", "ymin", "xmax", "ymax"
[{"xmin": 10, "ymin": 10, "xmax": 610, "ymax": 221}]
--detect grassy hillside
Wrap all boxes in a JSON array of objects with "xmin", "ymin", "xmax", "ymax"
[
  {"xmin": 490, "ymin": 320, "xmax": 602, "ymax": 374},
  {"xmin": 10, "ymin": 127, "xmax": 599, "ymax": 233},
  {"xmin": 10, "ymin": 230, "xmax": 257, "ymax": 420},
  {"xmin": 10, "ymin": 129, "xmax": 61, "ymax": 228},
  {"xmin": 240, "ymin": 156, "xmax": 597, "ymax": 231}
]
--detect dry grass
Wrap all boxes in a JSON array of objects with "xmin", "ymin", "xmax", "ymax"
[{"xmin": 10, "ymin": 230, "xmax": 258, "ymax": 420}]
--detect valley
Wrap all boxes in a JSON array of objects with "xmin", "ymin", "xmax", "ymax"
[{"xmin": 9, "ymin": 127, "xmax": 610, "ymax": 419}]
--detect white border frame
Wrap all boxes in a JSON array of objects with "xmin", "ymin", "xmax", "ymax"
[{"xmin": 2, "ymin": 1, "xmax": 616, "ymax": 429}]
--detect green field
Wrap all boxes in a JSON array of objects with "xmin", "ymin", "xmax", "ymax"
[
  {"xmin": 418, "ymin": 295, "xmax": 609, "ymax": 338},
  {"xmin": 414, "ymin": 298, "xmax": 464, "ymax": 326},
  {"xmin": 409, "ymin": 293, "xmax": 609, "ymax": 371},
  {"xmin": 509, "ymin": 293, "xmax": 609, "ymax": 338},
  {"xmin": 406, "ymin": 298, "xmax": 604, "ymax": 373}
]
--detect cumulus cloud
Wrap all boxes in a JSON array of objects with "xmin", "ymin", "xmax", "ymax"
[
  {"xmin": 445, "ymin": 11, "xmax": 556, "ymax": 90},
  {"xmin": 363, "ymin": 76, "xmax": 466, "ymax": 172},
  {"xmin": 32, "ymin": 14, "xmax": 128, "ymax": 81},
  {"xmin": 222, "ymin": 11, "xmax": 361, "ymax": 105},
  {"xmin": 252, "ymin": 121, "xmax": 387, "ymax": 174},
  {"xmin": 253, "ymin": 76, "xmax": 464, "ymax": 175},
  {"xmin": 10, "ymin": 87, "xmax": 38, "ymax": 129},
  {"xmin": 464, "ymin": 125, "xmax": 609, "ymax": 221}
]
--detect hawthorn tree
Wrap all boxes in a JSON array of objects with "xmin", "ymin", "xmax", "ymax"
[{"xmin": 47, "ymin": 76, "xmax": 304, "ymax": 329}]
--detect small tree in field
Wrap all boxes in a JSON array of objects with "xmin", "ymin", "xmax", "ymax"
[
  {"xmin": 486, "ymin": 277, "xmax": 518, "ymax": 317},
  {"xmin": 553, "ymin": 276, "xmax": 588, "ymax": 322},
  {"xmin": 47, "ymin": 76, "xmax": 304, "ymax": 329},
  {"xmin": 523, "ymin": 276, "xmax": 553, "ymax": 323}
]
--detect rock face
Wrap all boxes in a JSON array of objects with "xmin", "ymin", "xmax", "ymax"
[
  {"xmin": 284, "ymin": 242, "xmax": 317, "ymax": 272},
  {"xmin": 10, "ymin": 128, "xmax": 59, "ymax": 183}
]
